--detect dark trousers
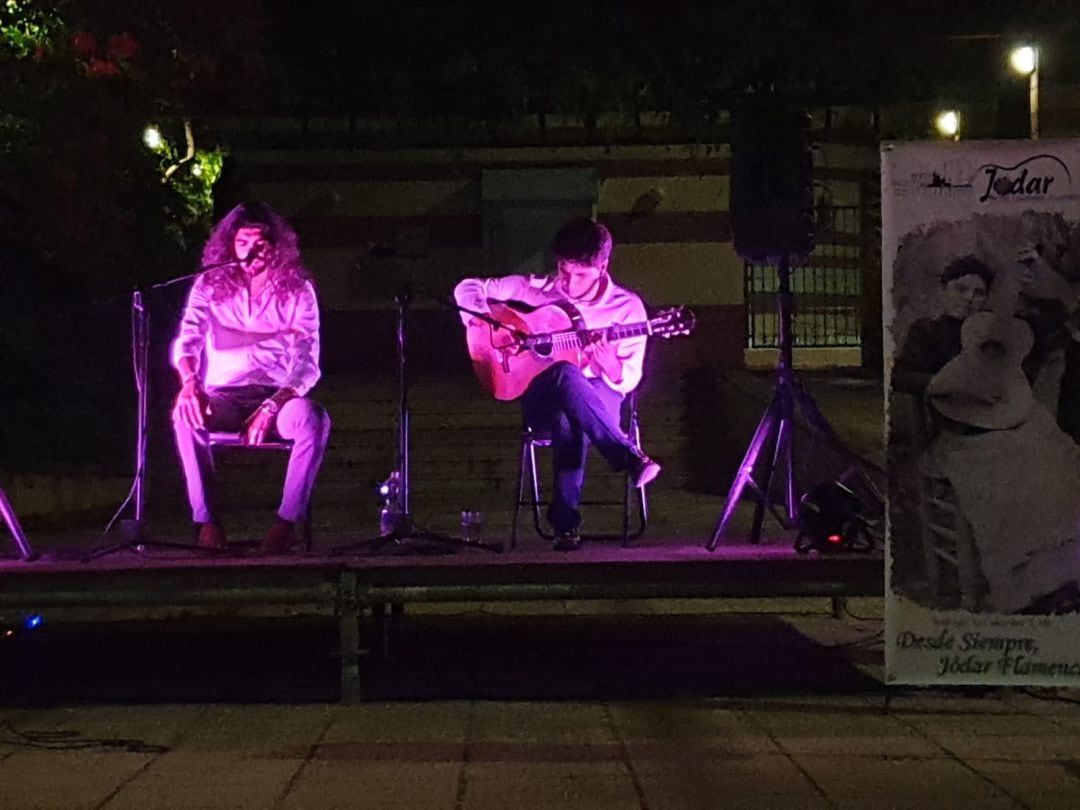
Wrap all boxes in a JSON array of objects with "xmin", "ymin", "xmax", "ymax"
[{"xmin": 522, "ymin": 362, "xmax": 635, "ymax": 533}]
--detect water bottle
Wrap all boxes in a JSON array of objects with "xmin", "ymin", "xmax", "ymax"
[
  {"xmin": 461, "ymin": 510, "xmax": 484, "ymax": 543},
  {"xmin": 379, "ymin": 504, "xmax": 397, "ymax": 536}
]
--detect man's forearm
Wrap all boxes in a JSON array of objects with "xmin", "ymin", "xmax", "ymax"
[
  {"xmin": 253, "ymin": 387, "xmax": 299, "ymax": 419},
  {"xmin": 176, "ymin": 356, "xmax": 199, "ymax": 386}
]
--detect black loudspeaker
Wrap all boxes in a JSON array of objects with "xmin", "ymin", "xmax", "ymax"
[{"xmin": 729, "ymin": 98, "xmax": 815, "ymax": 263}]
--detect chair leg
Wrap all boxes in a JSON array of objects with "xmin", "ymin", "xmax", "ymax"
[
  {"xmin": 618, "ymin": 474, "xmax": 649, "ymax": 545},
  {"xmin": 637, "ymin": 482, "xmax": 649, "ymax": 534},
  {"xmin": 621, "ymin": 411, "xmax": 648, "ymax": 545},
  {"xmin": 527, "ymin": 441, "xmax": 549, "ymax": 540},
  {"xmin": 622, "ymin": 471, "xmax": 632, "ymax": 546},
  {"xmin": 512, "ymin": 437, "xmax": 529, "ymax": 551},
  {"xmin": 303, "ymin": 500, "xmax": 314, "ymax": 552}
]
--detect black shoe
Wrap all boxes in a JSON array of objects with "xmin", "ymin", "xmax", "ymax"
[
  {"xmin": 552, "ymin": 530, "xmax": 582, "ymax": 551},
  {"xmin": 629, "ymin": 452, "xmax": 662, "ymax": 489}
]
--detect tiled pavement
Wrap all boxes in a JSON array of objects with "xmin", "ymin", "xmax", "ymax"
[
  {"xmin": 3, "ymin": 599, "xmax": 1080, "ymax": 809},
  {"xmin": 7, "ymin": 372, "xmax": 1076, "ymax": 808}
]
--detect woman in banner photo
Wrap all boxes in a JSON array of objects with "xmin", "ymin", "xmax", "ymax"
[{"xmin": 892, "ymin": 212, "xmax": 1080, "ymax": 614}]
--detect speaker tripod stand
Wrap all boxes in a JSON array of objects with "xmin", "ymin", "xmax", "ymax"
[
  {"xmin": 707, "ymin": 257, "xmax": 883, "ymax": 549},
  {"xmin": 0, "ymin": 484, "xmax": 35, "ymax": 561},
  {"xmin": 332, "ymin": 289, "xmax": 503, "ymax": 555}
]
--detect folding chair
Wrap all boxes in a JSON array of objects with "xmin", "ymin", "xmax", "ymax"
[{"xmin": 511, "ymin": 391, "xmax": 649, "ymax": 549}]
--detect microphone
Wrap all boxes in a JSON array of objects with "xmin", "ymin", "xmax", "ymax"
[{"xmin": 242, "ymin": 242, "xmax": 265, "ymax": 267}]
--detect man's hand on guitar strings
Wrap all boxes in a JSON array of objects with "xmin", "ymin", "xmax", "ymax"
[{"xmin": 583, "ymin": 331, "xmax": 624, "ymax": 384}]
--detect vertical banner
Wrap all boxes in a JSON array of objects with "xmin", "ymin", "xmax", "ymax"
[{"xmin": 884, "ymin": 140, "xmax": 1080, "ymax": 686}]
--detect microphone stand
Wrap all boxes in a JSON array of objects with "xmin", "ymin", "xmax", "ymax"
[
  {"xmin": 331, "ymin": 285, "xmax": 503, "ymax": 555},
  {"xmin": 84, "ymin": 264, "xmax": 233, "ymax": 562}
]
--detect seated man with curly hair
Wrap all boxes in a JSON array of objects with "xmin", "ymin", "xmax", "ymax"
[{"xmin": 171, "ymin": 201, "xmax": 331, "ymax": 553}]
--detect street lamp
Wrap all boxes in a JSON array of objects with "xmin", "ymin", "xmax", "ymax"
[
  {"xmin": 934, "ymin": 109, "xmax": 961, "ymax": 141},
  {"xmin": 1008, "ymin": 44, "xmax": 1039, "ymax": 139}
]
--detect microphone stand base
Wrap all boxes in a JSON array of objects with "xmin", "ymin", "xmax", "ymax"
[{"xmin": 120, "ymin": 518, "xmax": 146, "ymax": 545}]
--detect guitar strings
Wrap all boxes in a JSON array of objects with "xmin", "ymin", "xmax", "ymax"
[{"xmin": 539, "ymin": 320, "xmax": 662, "ymax": 350}]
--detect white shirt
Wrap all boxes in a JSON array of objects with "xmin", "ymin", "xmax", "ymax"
[
  {"xmin": 171, "ymin": 275, "xmax": 321, "ymax": 397},
  {"xmin": 453, "ymin": 273, "xmax": 647, "ymax": 395}
]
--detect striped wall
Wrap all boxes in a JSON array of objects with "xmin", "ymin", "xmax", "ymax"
[{"xmin": 234, "ymin": 143, "xmax": 875, "ymax": 372}]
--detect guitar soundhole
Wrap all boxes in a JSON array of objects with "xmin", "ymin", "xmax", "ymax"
[{"xmin": 533, "ymin": 340, "xmax": 553, "ymax": 358}]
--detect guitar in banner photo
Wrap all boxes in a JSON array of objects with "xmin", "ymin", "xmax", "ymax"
[
  {"xmin": 464, "ymin": 299, "xmax": 695, "ymax": 401},
  {"xmin": 927, "ymin": 266, "xmax": 1035, "ymax": 431}
]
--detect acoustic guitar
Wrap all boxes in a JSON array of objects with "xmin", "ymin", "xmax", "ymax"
[
  {"xmin": 928, "ymin": 270, "xmax": 1035, "ymax": 431},
  {"xmin": 464, "ymin": 299, "xmax": 695, "ymax": 401}
]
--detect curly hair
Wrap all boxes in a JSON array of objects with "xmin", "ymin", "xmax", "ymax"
[{"xmin": 199, "ymin": 202, "xmax": 312, "ymax": 302}]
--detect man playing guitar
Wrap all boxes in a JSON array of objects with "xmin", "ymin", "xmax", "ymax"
[{"xmin": 454, "ymin": 218, "xmax": 661, "ymax": 551}]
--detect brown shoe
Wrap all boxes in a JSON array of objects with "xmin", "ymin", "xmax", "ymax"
[
  {"xmin": 262, "ymin": 519, "xmax": 298, "ymax": 554},
  {"xmin": 196, "ymin": 523, "xmax": 227, "ymax": 551}
]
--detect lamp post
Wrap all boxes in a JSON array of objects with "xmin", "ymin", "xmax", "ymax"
[{"xmin": 1009, "ymin": 44, "xmax": 1039, "ymax": 139}]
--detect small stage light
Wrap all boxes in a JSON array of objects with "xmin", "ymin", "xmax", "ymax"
[
  {"xmin": 795, "ymin": 481, "xmax": 875, "ymax": 554},
  {"xmin": 0, "ymin": 614, "xmax": 41, "ymax": 641}
]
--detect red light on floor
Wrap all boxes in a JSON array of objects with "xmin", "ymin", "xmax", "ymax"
[{"xmin": 827, "ymin": 533, "xmax": 843, "ymax": 544}]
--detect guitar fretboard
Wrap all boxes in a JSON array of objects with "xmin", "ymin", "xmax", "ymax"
[{"xmin": 542, "ymin": 322, "xmax": 651, "ymax": 351}]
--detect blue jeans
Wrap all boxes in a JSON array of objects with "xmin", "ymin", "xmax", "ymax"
[{"xmin": 522, "ymin": 362, "xmax": 636, "ymax": 534}]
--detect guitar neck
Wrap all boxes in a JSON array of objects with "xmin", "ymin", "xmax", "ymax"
[
  {"xmin": 603, "ymin": 322, "xmax": 652, "ymax": 341},
  {"xmin": 551, "ymin": 322, "xmax": 651, "ymax": 349}
]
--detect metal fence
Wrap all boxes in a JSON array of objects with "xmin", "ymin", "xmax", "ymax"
[{"xmin": 744, "ymin": 205, "xmax": 864, "ymax": 348}]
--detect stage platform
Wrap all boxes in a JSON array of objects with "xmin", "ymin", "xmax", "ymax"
[
  {"xmin": 1, "ymin": 369, "xmax": 887, "ymax": 699},
  {"xmin": 0, "ymin": 533, "xmax": 882, "ymax": 702}
]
